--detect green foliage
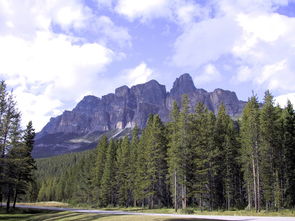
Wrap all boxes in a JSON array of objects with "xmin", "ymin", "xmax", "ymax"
[
  {"xmin": 100, "ymin": 140, "xmax": 118, "ymax": 206},
  {"xmin": 116, "ymin": 136, "xmax": 131, "ymax": 206},
  {"xmin": 0, "ymin": 81, "xmax": 37, "ymax": 212},
  {"xmin": 282, "ymin": 100, "xmax": 295, "ymax": 207},
  {"xmin": 31, "ymin": 91, "xmax": 295, "ymax": 212}
]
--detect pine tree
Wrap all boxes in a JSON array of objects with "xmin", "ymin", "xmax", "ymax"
[
  {"xmin": 0, "ymin": 82, "xmax": 31, "ymax": 212},
  {"xmin": 214, "ymin": 104, "xmax": 227, "ymax": 208},
  {"xmin": 259, "ymin": 91, "xmax": 280, "ymax": 210},
  {"xmin": 214, "ymin": 104, "xmax": 241, "ymax": 209},
  {"xmin": 191, "ymin": 103, "xmax": 215, "ymax": 210},
  {"xmin": 145, "ymin": 115, "xmax": 168, "ymax": 208},
  {"xmin": 129, "ymin": 126, "xmax": 139, "ymax": 206},
  {"xmin": 11, "ymin": 121, "xmax": 36, "ymax": 208},
  {"xmin": 92, "ymin": 136, "xmax": 108, "ymax": 205},
  {"xmin": 100, "ymin": 139, "xmax": 117, "ymax": 206},
  {"xmin": 167, "ymin": 101, "xmax": 181, "ymax": 212},
  {"xmin": 240, "ymin": 95, "xmax": 261, "ymax": 212},
  {"xmin": 72, "ymin": 152, "xmax": 95, "ymax": 204},
  {"xmin": 282, "ymin": 100, "xmax": 295, "ymax": 207},
  {"xmin": 177, "ymin": 95, "xmax": 191, "ymax": 210},
  {"xmin": 134, "ymin": 126, "xmax": 149, "ymax": 206},
  {"xmin": 116, "ymin": 136, "xmax": 131, "ymax": 206},
  {"xmin": 167, "ymin": 95, "xmax": 193, "ymax": 211}
]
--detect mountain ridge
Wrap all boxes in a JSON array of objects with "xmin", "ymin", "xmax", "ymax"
[{"xmin": 33, "ymin": 73, "xmax": 246, "ymax": 158}]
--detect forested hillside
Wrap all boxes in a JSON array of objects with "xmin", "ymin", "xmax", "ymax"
[{"xmin": 30, "ymin": 91, "xmax": 295, "ymax": 212}]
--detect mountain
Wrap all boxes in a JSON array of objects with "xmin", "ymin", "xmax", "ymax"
[{"xmin": 33, "ymin": 73, "xmax": 246, "ymax": 158}]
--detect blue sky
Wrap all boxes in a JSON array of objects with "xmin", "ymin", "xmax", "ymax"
[{"xmin": 0, "ymin": 0, "xmax": 295, "ymax": 131}]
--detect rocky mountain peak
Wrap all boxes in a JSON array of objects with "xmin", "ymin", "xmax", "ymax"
[
  {"xmin": 209, "ymin": 88, "xmax": 244, "ymax": 115},
  {"xmin": 170, "ymin": 73, "xmax": 196, "ymax": 97},
  {"xmin": 115, "ymin": 85, "xmax": 130, "ymax": 97},
  {"xmin": 131, "ymin": 80, "xmax": 166, "ymax": 104},
  {"xmin": 73, "ymin": 95, "xmax": 100, "ymax": 112},
  {"xmin": 33, "ymin": 73, "xmax": 246, "ymax": 158}
]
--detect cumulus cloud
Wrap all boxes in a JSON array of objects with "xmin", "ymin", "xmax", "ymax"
[
  {"xmin": 92, "ymin": 16, "xmax": 131, "ymax": 47},
  {"xmin": 114, "ymin": 0, "xmax": 209, "ymax": 24},
  {"xmin": 0, "ymin": 0, "xmax": 126, "ymax": 131},
  {"xmin": 125, "ymin": 62, "xmax": 154, "ymax": 86},
  {"xmin": 0, "ymin": 31, "xmax": 114, "ymax": 131},
  {"xmin": 115, "ymin": 0, "xmax": 170, "ymax": 22},
  {"xmin": 195, "ymin": 64, "xmax": 221, "ymax": 84},
  {"xmin": 172, "ymin": 17, "xmax": 241, "ymax": 69},
  {"xmin": 232, "ymin": 12, "xmax": 295, "ymax": 91},
  {"xmin": 275, "ymin": 93, "xmax": 295, "ymax": 107},
  {"xmin": 171, "ymin": 0, "xmax": 295, "ymax": 93}
]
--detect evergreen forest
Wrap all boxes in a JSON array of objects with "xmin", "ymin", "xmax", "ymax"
[
  {"xmin": 32, "ymin": 91, "xmax": 295, "ymax": 212},
  {"xmin": 0, "ymin": 81, "xmax": 36, "ymax": 212}
]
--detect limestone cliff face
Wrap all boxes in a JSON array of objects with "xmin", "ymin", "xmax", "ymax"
[{"xmin": 34, "ymin": 73, "xmax": 246, "ymax": 158}]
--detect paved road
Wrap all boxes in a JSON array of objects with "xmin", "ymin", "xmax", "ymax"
[{"xmin": 16, "ymin": 205, "xmax": 295, "ymax": 221}]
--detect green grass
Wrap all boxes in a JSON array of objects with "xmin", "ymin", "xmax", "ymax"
[{"xmin": 0, "ymin": 208, "xmax": 221, "ymax": 221}]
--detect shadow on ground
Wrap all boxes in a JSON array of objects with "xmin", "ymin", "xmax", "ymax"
[{"xmin": 0, "ymin": 209, "xmax": 125, "ymax": 221}]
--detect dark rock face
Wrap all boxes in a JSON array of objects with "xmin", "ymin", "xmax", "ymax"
[
  {"xmin": 170, "ymin": 73, "xmax": 196, "ymax": 97},
  {"xmin": 33, "ymin": 73, "xmax": 246, "ymax": 158}
]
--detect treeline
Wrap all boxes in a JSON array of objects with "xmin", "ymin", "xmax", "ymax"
[
  {"xmin": 0, "ymin": 81, "xmax": 36, "ymax": 212},
  {"xmin": 34, "ymin": 91, "xmax": 295, "ymax": 212}
]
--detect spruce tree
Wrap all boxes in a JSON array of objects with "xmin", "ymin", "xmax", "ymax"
[
  {"xmin": 145, "ymin": 115, "xmax": 168, "ymax": 208},
  {"xmin": 129, "ymin": 126, "xmax": 139, "ymax": 206},
  {"xmin": 214, "ymin": 104, "xmax": 241, "ymax": 209},
  {"xmin": 283, "ymin": 100, "xmax": 295, "ymax": 207},
  {"xmin": 167, "ymin": 95, "xmax": 193, "ymax": 211},
  {"xmin": 100, "ymin": 139, "xmax": 117, "ymax": 206},
  {"xmin": 167, "ymin": 101, "xmax": 181, "ymax": 211},
  {"xmin": 259, "ymin": 91, "xmax": 280, "ymax": 210},
  {"xmin": 191, "ymin": 103, "xmax": 214, "ymax": 210},
  {"xmin": 11, "ymin": 121, "xmax": 36, "ymax": 208},
  {"xmin": 92, "ymin": 136, "xmax": 108, "ymax": 205},
  {"xmin": 116, "ymin": 136, "xmax": 131, "ymax": 206},
  {"xmin": 177, "ymin": 95, "xmax": 192, "ymax": 209},
  {"xmin": 240, "ymin": 95, "xmax": 261, "ymax": 212},
  {"xmin": 134, "ymin": 125, "xmax": 150, "ymax": 206}
]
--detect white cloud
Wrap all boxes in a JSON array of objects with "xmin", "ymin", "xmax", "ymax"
[
  {"xmin": 0, "ymin": 0, "xmax": 90, "ymax": 37},
  {"xmin": 275, "ymin": 93, "xmax": 295, "ymax": 107},
  {"xmin": 52, "ymin": 2, "xmax": 92, "ymax": 31},
  {"xmin": 232, "ymin": 12, "xmax": 295, "ymax": 92},
  {"xmin": 115, "ymin": 0, "xmax": 170, "ymax": 22},
  {"xmin": 13, "ymin": 88, "xmax": 63, "ymax": 132},
  {"xmin": 172, "ymin": 17, "xmax": 241, "ymax": 68},
  {"xmin": 216, "ymin": 0, "xmax": 288, "ymax": 16},
  {"xmin": 195, "ymin": 64, "xmax": 221, "ymax": 84},
  {"xmin": 0, "ymin": 31, "xmax": 114, "ymax": 131},
  {"xmin": 0, "ymin": 0, "xmax": 131, "ymax": 46},
  {"xmin": 114, "ymin": 0, "xmax": 209, "ymax": 24},
  {"xmin": 236, "ymin": 66, "xmax": 253, "ymax": 82},
  {"xmin": 125, "ymin": 62, "xmax": 154, "ymax": 85},
  {"xmin": 171, "ymin": 0, "xmax": 295, "ymax": 91},
  {"xmin": 233, "ymin": 13, "xmax": 289, "ymax": 55},
  {"xmin": 92, "ymin": 16, "xmax": 131, "ymax": 47},
  {"xmin": 175, "ymin": 3, "xmax": 209, "ymax": 25},
  {"xmin": 0, "ymin": 0, "xmax": 122, "ymax": 131}
]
